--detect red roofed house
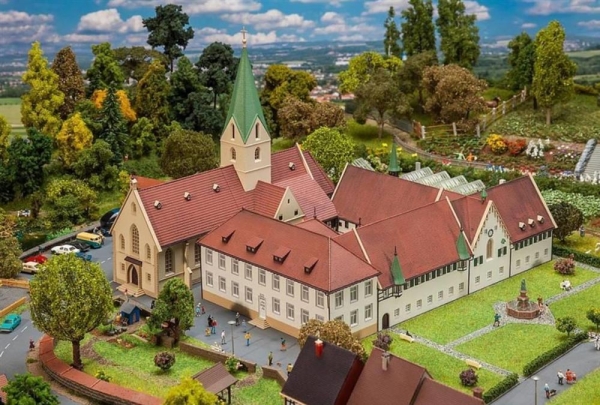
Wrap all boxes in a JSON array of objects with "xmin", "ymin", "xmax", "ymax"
[{"xmin": 111, "ymin": 40, "xmax": 335, "ymax": 298}]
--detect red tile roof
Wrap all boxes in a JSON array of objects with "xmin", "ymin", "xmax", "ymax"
[
  {"xmin": 251, "ymin": 181, "xmax": 286, "ymax": 217},
  {"xmin": 274, "ymin": 173, "xmax": 337, "ymax": 221},
  {"xmin": 271, "ymin": 146, "xmax": 309, "ymax": 183},
  {"xmin": 337, "ymin": 199, "xmax": 470, "ymax": 288},
  {"xmin": 296, "ymin": 219, "xmax": 340, "ymax": 238},
  {"xmin": 450, "ymin": 196, "xmax": 488, "ymax": 243},
  {"xmin": 131, "ymin": 175, "xmax": 164, "ymax": 190},
  {"xmin": 333, "ymin": 165, "xmax": 440, "ymax": 226},
  {"xmin": 199, "ymin": 210, "xmax": 379, "ymax": 292},
  {"xmin": 303, "ymin": 150, "xmax": 335, "ymax": 195},
  {"xmin": 0, "ymin": 374, "xmax": 7, "ymax": 403},
  {"xmin": 486, "ymin": 175, "xmax": 555, "ymax": 243},
  {"xmin": 414, "ymin": 378, "xmax": 484, "ymax": 405}
]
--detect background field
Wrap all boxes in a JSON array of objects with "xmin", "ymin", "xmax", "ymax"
[{"xmin": 0, "ymin": 97, "xmax": 22, "ymax": 126}]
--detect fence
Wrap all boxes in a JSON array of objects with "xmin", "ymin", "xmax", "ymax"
[
  {"xmin": 0, "ymin": 297, "xmax": 27, "ymax": 318},
  {"xmin": 0, "ymin": 279, "xmax": 29, "ymax": 289}
]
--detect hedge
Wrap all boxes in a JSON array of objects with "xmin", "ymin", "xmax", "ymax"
[
  {"xmin": 552, "ymin": 245, "xmax": 600, "ymax": 268},
  {"xmin": 482, "ymin": 373, "xmax": 519, "ymax": 404},
  {"xmin": 522, "ymin": 331, "xmax": 588, "ymax": 377}
]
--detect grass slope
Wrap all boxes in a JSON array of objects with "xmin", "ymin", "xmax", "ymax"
[{"xmin": 551, "ymin": 282, "xmax": 600, "ymax": 332}]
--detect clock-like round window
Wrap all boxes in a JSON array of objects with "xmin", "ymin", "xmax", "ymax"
[{"xmin": 488, "ymin": 229, "xmax": 494, "ymax": 237}]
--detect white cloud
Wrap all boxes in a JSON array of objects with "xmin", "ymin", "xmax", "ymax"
[
  {"xmin": 321, "ymin": 11, "xmax": 345, "ymax": 24},
  {"xmin": 465, "ymin": 1, "xmax": 490, "ymax": 20},
  {"xmin": 0, "ymin": 11, "xmax": 58, "ymax": 45},
  {"xmin": 578, "ymin": 19, "xmax": 600, "ymax": 28},
  {"xmin": 363, "ymin": 0, "xmax": 410, "ymax": 14},
  {"xmin": 62, "ymin": 33, "xmax": 113, "ymax": 43},
  {"xmin": 107, "ymin": 0, "xmax": 261, "ymax": 14},
  {"xmin": 290, "ymin": 0, "xmax": 353, "ymax": 5},
  {"xmin": 76, "ymin": 9, "xmax": 144, "ymax": 34},
  {"xmin": 521, "ymin": 22, "xmax": 537, "ymax": 28},
  {"xmin": 524, "ymin": 0, "xmax": 600, "ymax": 15},
  {"xmin": 221, "ymin": 9, "xmax": 314, "ymax": 31},
  {"xmin": 189, "ymin": 27, "xmax": 304, "ymax": 47}
]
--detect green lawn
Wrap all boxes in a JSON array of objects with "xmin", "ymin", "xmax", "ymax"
[
  {"xmin": 455, "ymin": 324, "xmax": 568, "ymax": 375},
  {"xmin": 555, "ymin": 233, "xmax": 600, "ymax": 254},
  {"xmin": 548, "ymin": 366, "xmax": 600, "ymax": 405},
  {"xmin": 271, "ymin": 137, "xmax": 295, "ymax": 152},
  {"xmin": 0, "ymin": 303, "xmax": 29, "ymax": 324},
  {"xmin": 0, "ymin": 98, "xmax": 20, "ymax": 105},
  {"xmin": 363, "ymin": 336, "xmax": 503, "ymax": 394},
  {"xmin": 0, "ymin": 102, "xmax": 21, "ymax": 125},
  {"xmin": 400, "ymin": 262, "xmax": 599, "ymax": 344},
  {"xmin": 346, "ymin": 120, "xmax": 393, "ymax": 151},
  {"xmin": 233, "ymin": 377, "xmax": 282, "ymax": 405},
  {"xmin": 551, "ymin": 282, "xmax": 600, "ymax": 332}
]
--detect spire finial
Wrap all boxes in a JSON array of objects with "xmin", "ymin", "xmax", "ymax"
[
  {"xmin": 394, "ymin": 246, "xmax": 397, "ymax": 256},
  {"xmin": 241, "ymin": 26, "xmax": 247, "ymax": 48},
  {"xmin": 313, "ymin": 207, "xmax": 317, "ymax": 220}
]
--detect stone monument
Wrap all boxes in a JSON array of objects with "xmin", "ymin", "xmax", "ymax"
[{"xmin": 506, "ymin": 279, "xmax": 541, "ymax": 319}]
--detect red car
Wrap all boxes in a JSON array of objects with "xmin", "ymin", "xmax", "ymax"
[{"xmin": 23, "ymin": 254, "xmax": 48, "ymax": 264}]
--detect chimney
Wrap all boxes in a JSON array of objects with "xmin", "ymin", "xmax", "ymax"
[
  {"xmin": 315, "ymin": 338, "xmax": 324, "ymax": 358},
  {"xmin": 415, "ymin": 161, "xmax": 421, "ymax": 171},
  {"xmin": 382, "ymin": 351, "xmax": 391, "ymax": 371},
  {"xmin": 130, "ymin": 177, "xmax": 138, "ymax": 190}
]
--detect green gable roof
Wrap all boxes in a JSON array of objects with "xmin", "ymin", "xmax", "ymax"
[
  {"xmin": 456, "ymin": 231, "xmax": 471, "ymax": 260},
  {"xmin": 390, "ymin": 248, "xmax": 405, "ymax": 285},
  {"xmin": 224, "ymin": 47, "xmax": 268, "ymax": 144},
  {"xmin": 388, "ymin": 142, "xmax": 400, "ymax": 174}
]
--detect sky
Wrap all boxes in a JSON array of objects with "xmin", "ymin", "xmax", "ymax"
[{"xmin": 1, "ymin": 0, "xmax": 600, "ymax": 54}]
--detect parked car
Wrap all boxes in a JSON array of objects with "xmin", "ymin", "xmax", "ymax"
[
  {"xmin": 75, "ymin": 252, "xmax": 92, "ymax": 262},
  {"xmin": 0, "ymin": 314, "xmax": 21, "ymax": 332},
  {"xmin": 50, "ymin": 245, "xmax": 80, "ymax": 255},
  {"xmin": 17, "ymin": 209, "xmax": 31, "ymax": 217},
  {"xmin": 22, "ymin": 261, "xmax": 40, "ymax": 274},
  {"xmin": 23, "ymin": 254, "xmax": 48, "ymax": 264},
  {"xmin": 75, "ymin": 232, "xmax": 104, "ymax": 249},
  {"xmin": 100, "ymin": 208, "xmax": 119, "ymax": 235},
  {"xmin": 68, "ymin": 240, "xmax": 91, "ymax": 252}
]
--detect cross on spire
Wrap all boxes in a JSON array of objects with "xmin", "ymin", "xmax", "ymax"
[{"xmin": 241, "ymin": 26, "xmax": 247, "ymax": 48}]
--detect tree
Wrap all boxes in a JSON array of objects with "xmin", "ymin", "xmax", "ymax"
[
  {"xmin": 355, "ymin": 67, "xmax": 411, "ymax": 138},
  {"xmin": 549, "ymin": 202, "xmax": 584, "ymax": 242},
  {"xmin": 86, "ymin": 42, "xmax": 125, "ymax": 96},
  {"xmin": 0, "ymin": 209, "xmax": 21, "ymax": 279},
  {"xmin": 302, "ymin": 128, "xmax": 355, "ymax": 183},
  {"xmin": 556, "ymin": 316, "xmax": 577, "ymax": 337},
  {"xmin": 55, "ymin": 113, "xmax": 93, "ymax": 168},
  {"xmin": 277, "ymin": 97, "xmax": 316, "ymax": 140},
  {"xmin": 98, "ymin": 86, "xmax": 128, "ymax": 164},
  {"xmin": 160, "ymin": 129, "xmax": 218, "ymax": 179},
  {"xmin": 506, "ymin": 32, "xmax": 536, "ymax": 92},
  {"xmin": 422, "ymin": 64, "xmax": 487, "ymax": 124},
  {"xmin": 383, "ymin": 7, "xmax": 401, "ymax": 58},
  {"xmin": 21, "ymin": 42, "xmax": 64, "ymax": 137},
  {"xmin": 163, "ymin": 378, "xmax": 217, "ymax": 405},
  {"xmin": 532, "ymin": 21, "xmax": 577, "ymax": 125},
  {"xmin": 51, "ymin": 46, "xmax": 85, "ymax": 120},
  {"xmin": 401, "ymin": 51, "xmax": 438, "ymax": 109},
  {"xmin": 147, "ymin": 278, "xmax": 194, "ymax": 343},
  {"xmin": 2, "ymin": 373, "xmax": 59, "ymax": 405},
  {"xmin": 74, "ymin": 100, "xmax": 102, "ymax": 137},
  {"xmin": 0, "ymin": 114, "xmax": 11, "ymax": 160},
  {"xmin": 401, "ymin": 0, "xmax": 436, "ymax": 57},
  {"xmin": 134, "ymin": 60, "xmax": 171, "ymax": 141},
  {"xmin": 44, "ymin": 179, "xmax": 98, "ymax": 228},
  {"xmin": 29, "ymin": 254, "xmax": 112, "ymax": 370},
  {"xmin": 372, "ymin": 331, "xmax": 394, "ymax": 352},
  {"xmin": 129, "ymin": 117, "xmax": 156, "ymax": 158},
  {"xmin": 91, "ymin": 89, "xmax": 137, "ymax": 122},
  {"xmin": 7, "ymin": 129, "xmax": 52, "ymax": 197},
  {"xmin": 586, "ymin": 308, "xmax": 600, "ymax": 332},
  {"xmin": 143, "ymin": 4, "xmax": 194, "ymax": 72},
  {"xmin": 73, "ymin": 140, "xmax": 120, "ymax": 191},
  {"xmin": 436, "ymin": 0, "xmax": 480, "ymax": 69},
  {"xmin": 298, "ymin": 319, "xmax": 366, "ymax": 360},
  {"xmin": 338, "ymin": 52, "xmax": 403, "ymax": 94},
  {"xmin": 312, "ymin": 102, "xmax": 346, "ymax": 131},
  {"xmin": 197, "ymin": 42, "xmax": 238, "ymax": 109},
  {"xmin": 113, "ymin": 46, "xmax": 167, "ymax": 82}
]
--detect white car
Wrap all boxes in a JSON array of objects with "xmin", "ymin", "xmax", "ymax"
[
  {"xmin": 17, "ymin": 209, "xmax": 31, "ymax": 217},
  {"xmin": 22, "ymin": 261, "xmax": 40, "ymax": 274},
  {"xmin": 50, "ymin": 245, "xmax": 80, "ymax": 255}
]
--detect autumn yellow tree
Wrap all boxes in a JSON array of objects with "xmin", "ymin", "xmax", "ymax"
[
  {"xmin": 90, "ymin": 89, "xmax": 137, "ymax": 122},
  {"xmin": 0, "ymin": 115, "xmax": 11, "ymax": 159},
  {"xmin": 55, "ymin": 113, "xmax": 93, "ymax": 167}
]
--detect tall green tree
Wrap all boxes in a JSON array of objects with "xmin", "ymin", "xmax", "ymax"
[
  {"xmin": 436, "ymin": 0, "xmax": 480, "ymax": 69},
  {"xmin": 21, "ymin": 42, "xmax": 64, "ymax": 137},
  {"xmin": 586, "ymin": 308, "xmax": 600, "ymax": 332},
  {"xmin": 55, "ymin": 112, "xmax": 93, "ymax": 168},
  {"xmin": 549, "ymin": 202, "xmax": 583, "ymax": 242},
  {"xmin": 401, "ymin": 0, "xmax": 436, "ymax": 57},
  {"xmin": 400, "ymin": 51, "xmax": 438, "ymax": 109},
  {"xmin": 147, "ymin": 278, "xmax": 194, "ymax": 343},
  {"xmin": 532, "ymin": 21, "xmax": 577, "ymax": 125},
  {"xmin": 113, "ymin": 46, "xmax": 167, "ymax": 82},
  {"xmin": 170, "ymin": 56, "xmax": 205, "ymax": 128},
  {"xmin": 2, "ymin": 373, "xmax": 59, "ymax": 405},
  {"xmin": 383, "ymin": 7, "xmax": 401, "ymax": 58},
  {"xmin": 0, "ymin": 114, "xmax": 11, "ymax": 160},
  {"xmin": 29, "ymin": 254, "xmax": 112, "ymax": 370},
  {"xmin": 143, "ymin": 4, "xmax": 194, "ymax": 72},
  {"xmin": 163, "ymin": 378, "xmax": 217, "ymax": 405},
  {"xmin": 0, "ymin": 208, "xmax": 21, "ymax": 279},
  {"xmin": 44, "ymin": 179, "xmax": 99, "ymax": 228},
  {"xmin": 302, "ymin": 127, "xmax": 355, "ymax": 183},
  {"xmin": 506, "ymin": 32, "xmax": 536, "ymax": 92},
  {"xmin": 51, "ymin": 46, "xmax": 85, "ymax": 120},
  {"xmin": 160, "ymin": 129, "xmax": 218, "ymax": 179},
  {"xmin": 338, "ymin": 52, "xmax": 403, "ymax": 94},
  {"xmin": 86, "ymin": 42, "xmax": 125, "ymax": 96},
  {"xmin": 196, "ymin": 42, "xmax": 238, "ymax": 109},
  {"xmin": 556, "ymin": 316, "xmax": 577, "ymax": 337},
  {"xmin": 134, "ymin": 60, "xmax": 172, "ymax": 141},
  {"xmin": 7, "ymin": 129, "xmax": 52, "ymax": 197},
  {"xmin": 73, "ymin": 140, "xmax": 120, "ymax": 192},
  {"xmin": 98, "ymin": 86, "xmax": 127, "ymax": 164},
  {"xmin": 277, "ymin": 98, "xmax": 346, "ymax": 140},
  {"xmin": 129, "ymin": 117, "xmax": 156, "ymax": 158}
]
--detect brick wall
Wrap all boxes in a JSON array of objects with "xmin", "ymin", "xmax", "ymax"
[
  {"xmin": 179, "ymin": 341, "xmax": 257, "ymax": 373},
  {"xmin": 262, "ymin": 366, "xmax": 287, "ymax": 386}
]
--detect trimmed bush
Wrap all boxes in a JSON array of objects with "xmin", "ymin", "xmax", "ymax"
[
  {"xmin": 373, "ymin": 332, "xmax": 394, "ymax": 352},
  {"xmin": 459, "ymin": 368, "xmax": 479, "ymax": 387},
  {"xmin": 553, "ymin": 245, "xmax": 600, "ymax": 268},
  {"xmin": 482, "ymin": 373, "xmax": 519, "ymax": 403},
  {"xmin": 522, "ymin": 331, "xmax": 588, "ymax": 377},
  {"xmin": 154, "ymin": 351, "xmax": 176, "ymax": 371},
  {"xmin": 554, "ymin": 255, "xmax": 576, "ymax": 275}
]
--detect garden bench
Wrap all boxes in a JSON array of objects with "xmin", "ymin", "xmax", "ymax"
[
  {"xmin": 399, "ymin": 333, "xmax": 414, "ymax": 343},
  {"xmin": 465, "ymin": 359, "xmax": 482, "ymax": 369}
]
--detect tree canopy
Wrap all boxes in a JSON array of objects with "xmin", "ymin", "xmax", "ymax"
[
  {"xmin": 86, "ymin": 42, "xmax": 125, "ymax": 95},
  {"xmin": 44, "ymin": 179, "xmax": 98, "ymax": 228},
  {"xmin": 163, "ymin": 378, "xmax": 217, "ymax": 405},
  {"xmin": 196, "ymin": 42, "xmax": 238, "ymax": 109},
  {"xmin": 383, "ymin": 7, "xmax": 401, "ymax": 58},
  {"xmin": 73, "ymin": 140, "xmax": 120, "ymax": 192},
  {"xmin": 98, "ymin": 86, "xmax": 128, "ymax": 164},
  {"xmin": 134, "ymin": 60, "xmax": 172, "ymax": 141},
  {"xmin": 29, "ymin": 254, "xmax": 113, "ymax": 369},
  {"xmin": 91, "ymin": 89, "xmax": 137, "ymax": 122},
  {"xmin": 2, "ymin": 373, "xmax": 59, "ymax": 405},
  {"xmin": 338, "ymin": 52, "xmax": 403, "ymax": 94},
  {"xmin": 55, "ymin": 112, "xmax": 93, "ymax": 168},
  {"xmin": 278, "ymin": 98, "xmax": 346, "ymax": 140},
  {"xmin": 436, "ymin": 0, "xmax": 480, "ymax": 69},
  {"xmin": 160, "ymin": 129, "xmax": 218, "ymax": 179},
  {"xmin": 147, "ymin": 278, "xmax": 194, "ymax": 342},
  {"xmin": 298, "ymin": 319, "xmax": 366, "ymax": 361},
  {"xmin": 401, "ymin": 0, "xmax": 436, "ymax": 57},
  {"xmin": 113, "ymin": 46, "xmax": 167, "ymax": 82},
  {"xmin": 0, "ymin": 208, "xmax": 21, "ymax": 279},
  {"xmin": 51, "ymin": 46, "xmax": 85, "ymax": 120},
  {"xmin": 549, "ymin": 201, "xmax": 584, "ymax": 242},
  {"xmin": 506, "ymin": 32, "xmax": 536, "ymax": 92},
  {"xmin": 7, "ymin": 129, "xmax": 52, "ymax": 197},
  {"xmin": 302, "ymin": 127, "xmax": 355, "ymax": 183}
]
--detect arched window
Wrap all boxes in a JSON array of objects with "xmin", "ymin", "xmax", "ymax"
[
  {"xmin": 231, "ymin": 125, "xmax": 235, "ymax": 139},
  {"xmin": 120, "ymin": 234, "xmax": 125, "ymax": 250},
  {"xmin": 255, "ymin": 123, "xmax": 259, "ymax": 139},
  {"xmin": 486, "ymin": 238, "xmax": 493, "ymax": 259},
  {"xmin": 254, "ymin": 147, "xmax": 260, "ymax": 160},
  {"xmin": 165, "ymin": 248, "xmax": 173, "ymax": 274},
  {"xmin": 145, "ymin": 244, "xmax": 151, "ymax": 260},
  {"xmin": 231, "ymin": 147, "xmax": 236, "ymax": 161},
  {"xmin": 131, "ymin": 202, "xmax": 136, "ymax": 214},
  {"xmin": 131, "ymin": 225, "xmax": 139, "ymax": 254}
]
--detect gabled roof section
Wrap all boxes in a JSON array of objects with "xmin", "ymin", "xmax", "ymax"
[
  {"xmin": 250, "ymin": 181, "xmax": 286, "ymax": 218},
  {"xmin": 413, "ymin": 378, "xmax": 484, "ymax": 405},
  {"xmin": 450, "ymin": 195, "xmax": 488, "ymax": 243},
  {"xmin": 295, "ymin": 219, "xmax": 340, "ymax": 238},
  {"xmin": 200, "ymin": 210, "xmax": 379, "ymax": 292},
  {"xmin": 303, "ymin": 150, "xmax": 335, "ymax": 195},
  {"xmin": 274, "ymin": 173, "xmax": 337, "ymax": 221},
  {"xmin": 271, "ymin": 146, "xmax": 335, "ymax": 197},
  {"xmin": 131, "ymin": 175, "xmax": 164, "ymax": 189},
  {"xmin": 224, "ymin": 47, "xmax": 268, "ymax": 143}
]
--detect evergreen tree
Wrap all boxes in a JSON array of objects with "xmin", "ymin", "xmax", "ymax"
[
  {"xmin": 506, "ymin": 32, "xmax": 536, "ymax": 91},
  {"xmin": 170, "ymin": 56, "xmax": 203, "ymax": 121},
  {"xmin": 98, "ymin": 86, "xmax": 127, "ymax": 164},
  {"xmin": 7, "ymin": 129, "xmax": 52, "ymax": 197},
  {"xmin": 401, "ymin": 0, "xmax": 436, "ymax": 57},
  {"xmin": 51, "ymin": 46, "xmax": 85, "ymax": 120},
  {"xmin": 134, "ymin": 60, "xmax": 172, "ymax": 141},
  {"xmin": 196, "ymin": 42, "xmax": 238, "ymax": 109},
  {"xmin": 436, "ymin": 0, "xmax": 480, "ymax": 69},
  {"xmin": 21, "ymin": 42, "xmax": 64, "ymax": 137},
  {"xmin": 86, "ymin": 42, "xmax": 125, "ymax": 96},
  {"xmin": 384, "ymin": 7, "xmax": 401, "ymax": 58}
]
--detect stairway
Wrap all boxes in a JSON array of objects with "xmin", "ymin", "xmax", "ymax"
[
  {"xmin": 248, "ymin": 317, "xmax": 270, "ymax": 330},
  {"xmin": 116, "ymin": 284, "xmax": 145, "ymax": 298}
]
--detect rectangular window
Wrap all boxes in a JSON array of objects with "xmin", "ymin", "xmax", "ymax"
[
  {"xmin": 219, "ymin": 276, "xmax": 226, "ymax": 292},
  {"xmin": 365, "ymin": 280, "xmax": 373, "ymax": 297},
  {"xmin": 394, "ymin": 308, "xmax": 400, "ymax": 317},
  {"xmin": 438, "ymin": 290, "xmax": 443, "ymax": 300},
  {"xmin": 286, "ymin": 279, "xmax": 295, "ymax": 297},
  {"xmin": 147, "ymin": 273, "xmax": 151, "ymax": 282},
  {"xmin": 206, "ymin": 271, "xmax": 213, "ymax": 287},
  {"xmin": 121, "ymin": 263, "xmax": 125, "ymax": 272},
  {"xmin": 301, "ymin": 285, "xmax": 309, "ymax": 303},
  {"xmin": 316, "ymin": 314, "xmax": 324, "ymax": 322},
  {"xmin": 449, "ymin": 286, "xmax": 454, "ymax": 296},
  {"xmin": 499, "ymin": 266, "xmax": 504, "ymax": 275},
  {"xmin": 232, "ymin": 281, "xmax": 239, "ymax": 297},
  {"xmin": 544, "ymin": 248, "xmax": 549, "ymax": 256},
  {"xmin": 194, "ymin": 244, "xmax": 201, "ymax": 265},
  {"xmin": 459, "ymin": 282, "xmax": 465, "ymax": 292},
  {"xmin": 272, "ymin": 274, "xmax": 280, "ymax": 291},
  {"xmin": 245, "ymin": 287, "xmax": 253, "ymax": 303},
  {"xmin": 206, "ymin": 249, "xmax": 213, "ymax": 265},
  {"xmin": 427, "ymin": 295, "xmax": 433, "ymax": 304},
  {"xmin": 405, "ymin": 304, "xmax": 411, "ymax": 313},
  {"xmin": 350, "ymin": 310, "xmax": 358, "ymax": 326},
  {"xmin": 335, "ymin": 315, "xmax": 343, "ymax": 322},
  {"xmin": 245, "ymin": 263, "xmax": 252, "ymax": 280},
  {"xmin": 535, "ymin": 252, "xmax": 539, "ymax": 259},
  {"xmin": 416, "ymin": 299, "xmax": 422, "ymax": 309},
  {"xmin": 258, "ymin": 268, "xmax": 266, "ymax": 286},
  {"xmin": 344, "ymin": 221, "xmax": 349, "ymax": 229},
  {"xmin": 335, "ymin": 291, "xmax": 343, "ymax": 308},
  {"xmin": 301, "ymin": 309, "xmax": 309, "ymax": 324},
  {"xmin": 286, "ymin": 303, "xmax": 295, "ymax": 320},
  {"xmin": 218, "ymin": 253, "xmax": 225, "ymax": 269},
  {"xmin": 316, "ymin": 291, "xmax": 325, "ymax": 308},
  {"xmin": 350, "ymin": 285, "xmax": 358, "ymax": 302},
  {"xmin": 526, "ymin": 255, "xmax": 530, "ymax": 264},
  {"xmin": 475, "ymin": 276, "xmax": 480, "ymax": 284},
  {"xmin": 232, "ymin": 259, "xmax": 239, "ymax": 275},
  {"xmin": 272, "ymin": 298, "xmax": 280, "ymax": 315},
  {"xmin": 365, "ymin": 304, "xmax": 373, "ymax": 320},
  {"xmin": 487, "ymin": 271, "xmax": 492, "ymax": 280},
  {"xmin": 516, "ymin": 259, "xmax": 521, "ymax": 268}
]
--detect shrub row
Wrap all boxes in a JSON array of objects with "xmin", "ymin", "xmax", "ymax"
[
  {"xmin": 482, "ymin": 373, "xmax": 519, "ymax": 404},
  {"xmin": 522, "ymin": 331, "xmax": 588, "ymax": 377},
  {"xmin": 553, "ymin": 245, "xmax": 600, "ymax": 268}
]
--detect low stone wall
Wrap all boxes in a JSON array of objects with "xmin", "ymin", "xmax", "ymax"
[
  {"xmin": 179, "ymin": 341, "xmax": 257, "ymax": 373},
  {"xmin": 0, "ymin": 279, "xmax": 29, "ymax": 289},
  {"xmin": 38, "ymin": 335, "xmax": 162, "ymax": 405},
  {"xmin": 262, "ymin": 366, "xmax": 287, "ymax": 386},
  {"xmin": 0, "ymin": 297, "xmax": 27, "ymax": 318}
]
